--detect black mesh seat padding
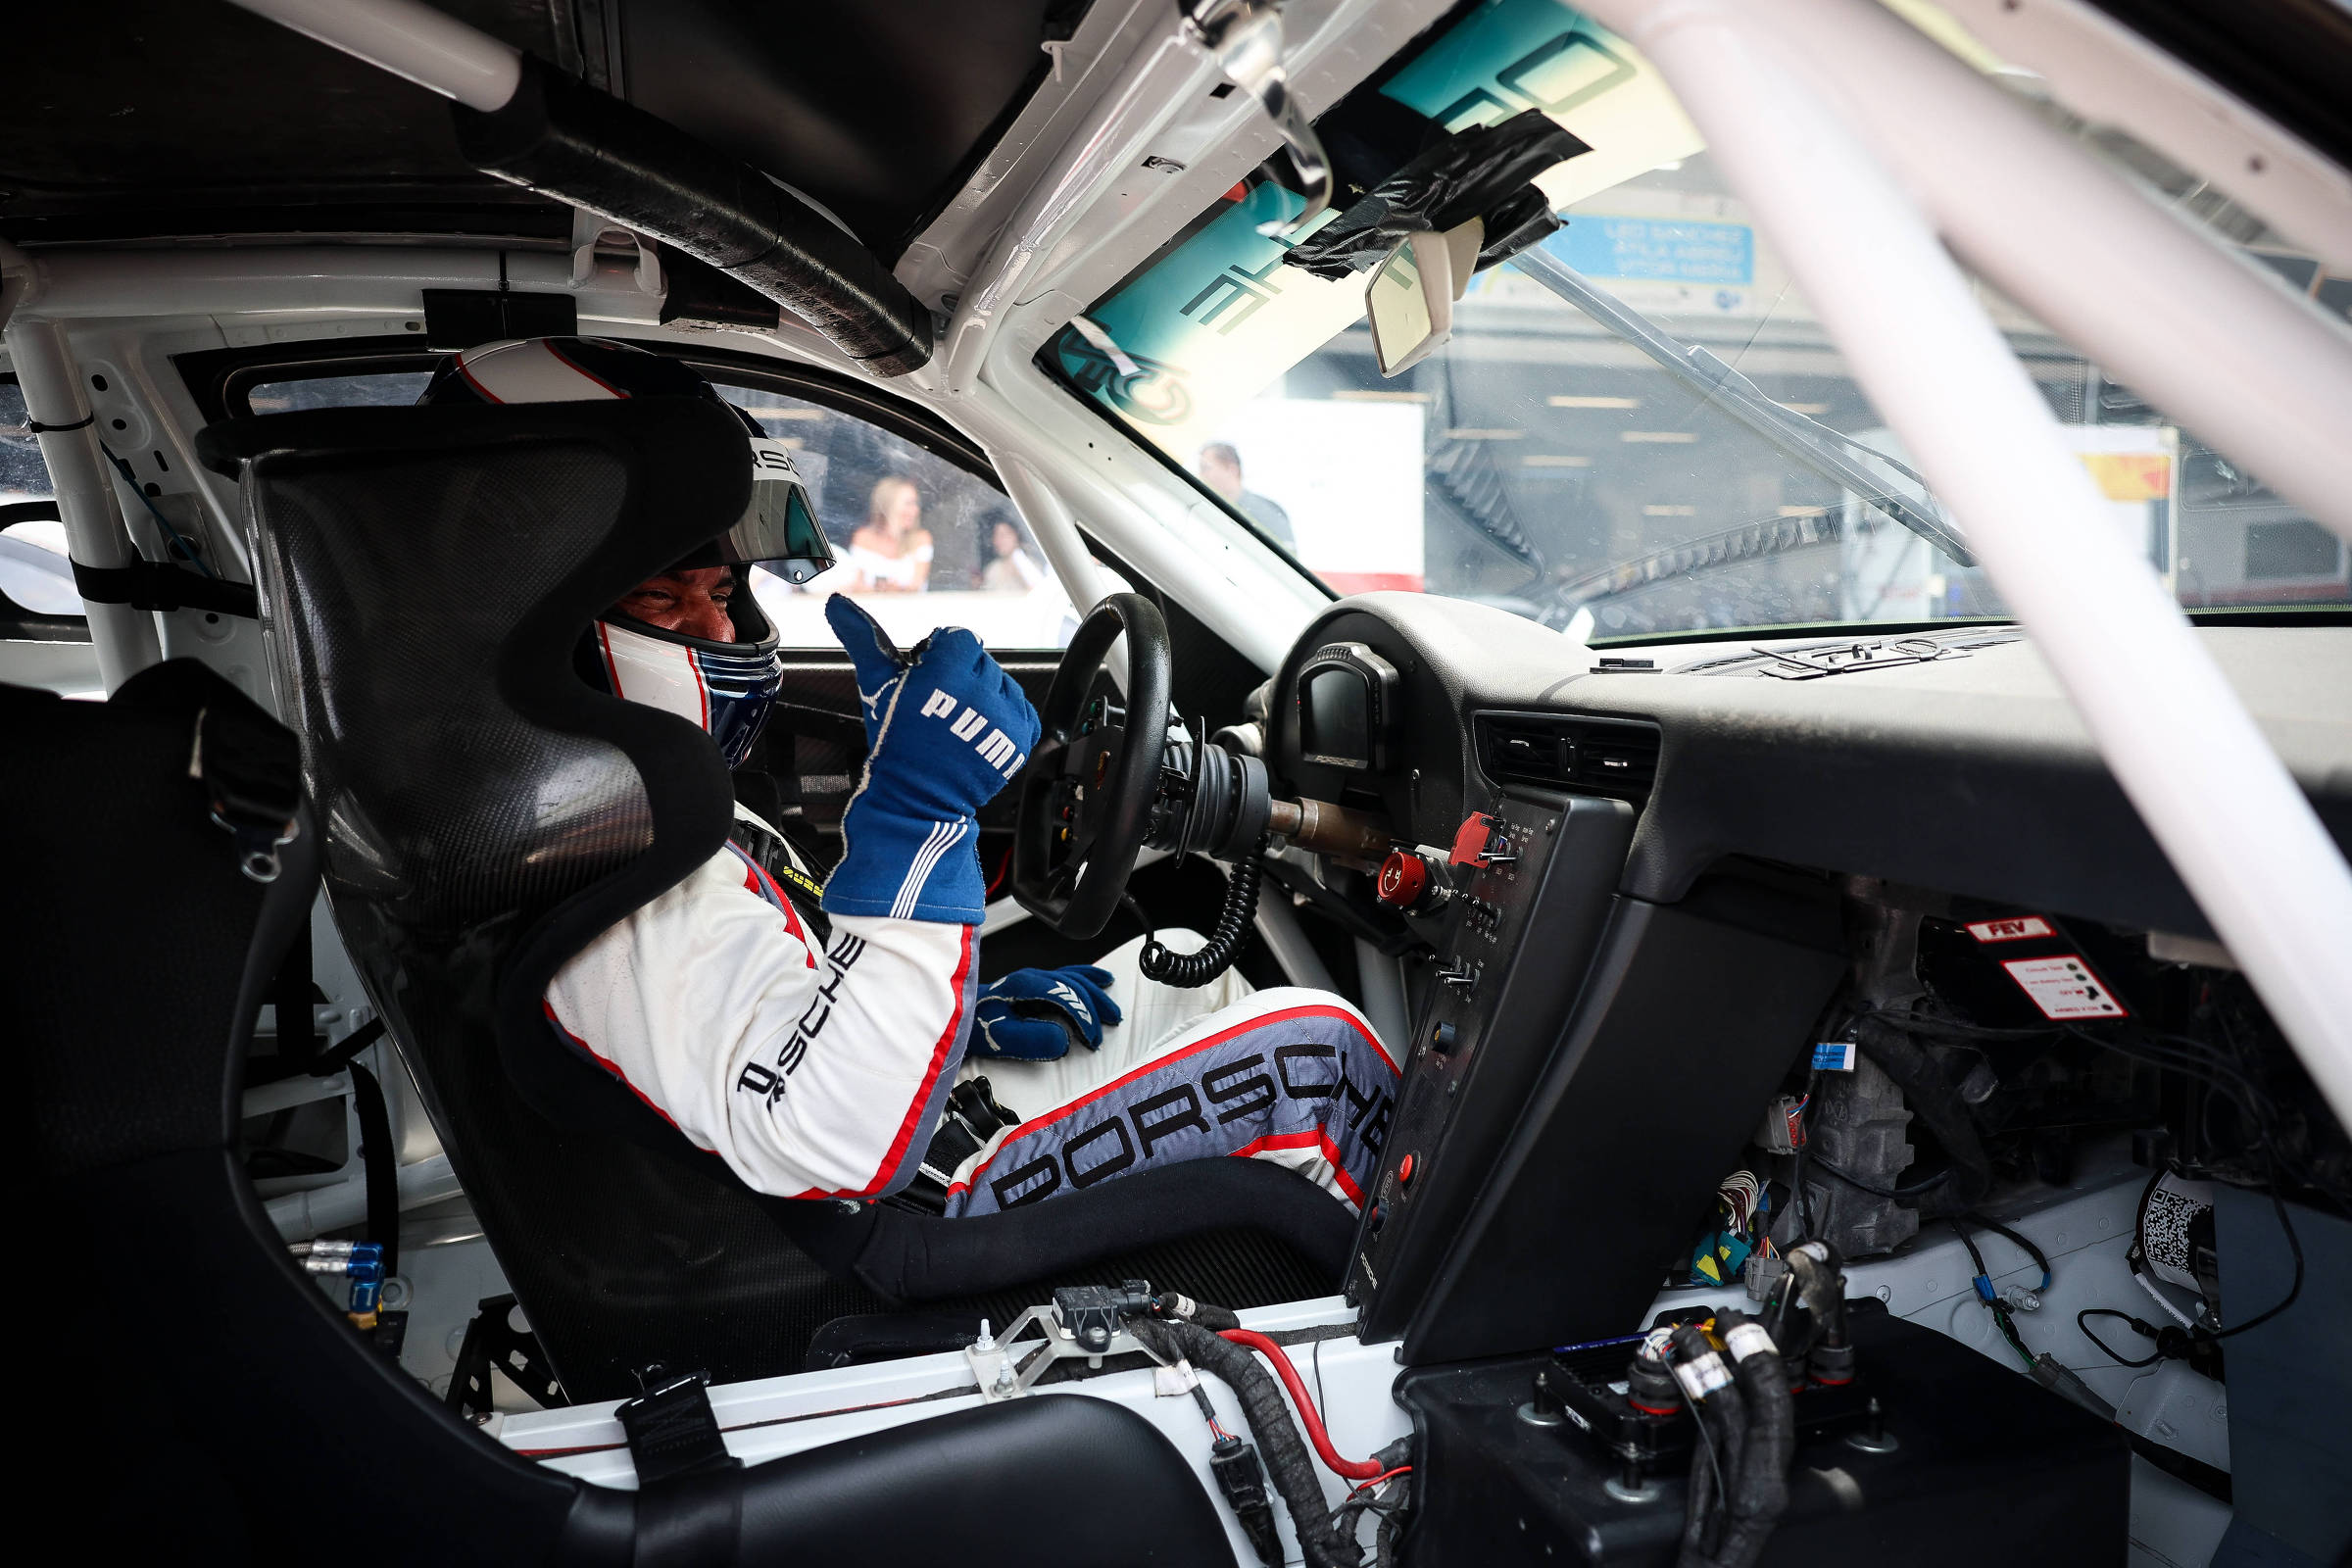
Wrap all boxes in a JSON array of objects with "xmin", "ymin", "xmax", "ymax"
[
  {"xmin": 7, "ymin": 664, "xmax": 601, "ymax": 1563},
  {"xmin": 219, "ymin": 398, "xmax": 1342, "ymax": 1399}
]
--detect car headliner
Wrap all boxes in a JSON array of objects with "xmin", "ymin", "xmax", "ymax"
[
  {"xmin": 5, "ymin": 0, "xmax": 1080, "ymax": 257},
  {"xmin": 12, "ymin": 0, "xmax": 2351, "ymax": 273}
]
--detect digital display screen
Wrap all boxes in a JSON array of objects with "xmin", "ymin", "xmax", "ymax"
[{"xmin": 1300, "ymin": 665, "xmax": 1373, "ymax": 767}]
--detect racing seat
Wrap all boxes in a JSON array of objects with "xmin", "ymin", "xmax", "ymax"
[
  {"xmin": 11, "ymin": 658, "xmax": 1234, "ymax": 1564},
  {"xmin": 194, "ymin": 396, "xmax": 1350, "ymax": 1398}
]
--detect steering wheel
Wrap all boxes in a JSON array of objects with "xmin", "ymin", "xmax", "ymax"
[{"xmin": 1010, "ymin": 593, "xmax": 1172, "ymax": 939}]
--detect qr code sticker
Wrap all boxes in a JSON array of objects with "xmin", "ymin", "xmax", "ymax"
[{"xmin": 2140, "ymin": 1179, "xmax": 2211, "ymax": 1290}]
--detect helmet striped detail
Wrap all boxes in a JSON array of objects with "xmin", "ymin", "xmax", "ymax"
[
  {"xmin": 454, "ymin": 338, "xmax": 634, "ymax": 405},
  {"xmin": 592, "ymin": 617, "xmax": 783, "ymax": 769}
]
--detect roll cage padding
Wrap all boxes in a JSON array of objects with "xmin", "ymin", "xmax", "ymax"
[{"xmin": 453, "ymin": 55, "xmax": 934, "ymax": 376}]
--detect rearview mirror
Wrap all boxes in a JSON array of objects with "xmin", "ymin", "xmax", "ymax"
[{"xmin": 1367, "ymin": 220, "xmax": 1484, "ymax": 377}]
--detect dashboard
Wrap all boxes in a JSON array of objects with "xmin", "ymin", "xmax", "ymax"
[
  {"xmin": 1269, "ymin": 596, "xmax": 2352, "ymax": 941},
  {"xmin": 1256, "ymin": 594, "xmax": 2352, "ymax": 1360}
]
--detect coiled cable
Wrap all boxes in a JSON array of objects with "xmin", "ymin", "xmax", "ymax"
[{"xmin": 1136, "ymin": 832, "xmax": 1269, "ymax": 988}]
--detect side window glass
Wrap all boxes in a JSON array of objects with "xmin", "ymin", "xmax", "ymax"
[
  {"xmin": 1, "ymin": 377, "xmax": 80, "ymax": 621},
  {"xmin": 716, "ymin": 384, "xmax": 1077, "ymax": 651},
  {"xmin": 242, "ymin": 370, "xmax": 434, "ymax": 413}
]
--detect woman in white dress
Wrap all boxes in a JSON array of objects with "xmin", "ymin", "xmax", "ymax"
[{"xmin": 843, "ymin": 474, "xmax": 934, "ymax": 592}]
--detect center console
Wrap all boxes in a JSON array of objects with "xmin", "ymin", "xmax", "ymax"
[
  {"xmin": 1346, "ymin": 743, "xmax": 1850, "ymax": 1364},
  {"xmin": 1348, "ymin": 786, "xmax": 1635, "ymax": 1343}
]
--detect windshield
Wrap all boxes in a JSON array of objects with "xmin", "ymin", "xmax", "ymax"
[{"xmin": 1046, "ymin": 0, "xmax": 2351, "ymax": 640}]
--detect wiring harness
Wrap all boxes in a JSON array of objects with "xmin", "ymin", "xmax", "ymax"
[
  {"xmin": 1820, "ymin": 996, "xmax": 2318, "ymax": 1365},
  {"xmin": 1120, "ymin": 1294, "xmax": 1414, "ymax": 1567},
  {"xmin": 1653, "ymin": 1308, "xmax": 1798, "ymax": 1568}
]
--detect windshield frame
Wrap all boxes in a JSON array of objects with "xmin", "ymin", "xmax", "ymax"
[{"xmin": 1039, "ymin": 359, "xmax": 1339, "ymax": 603}]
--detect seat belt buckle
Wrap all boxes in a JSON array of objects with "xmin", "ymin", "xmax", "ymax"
[
  {"xmin": 886, "ymin": 1166, "xmax": 952, "ymax": 1216},
  {"xmin": 616, "ymin": 1366, "xmax": 740, "ymax": 1486},
  {"xmin": 949, "ymin": 1076, "xmax": 1017, "ymax": 1139}
]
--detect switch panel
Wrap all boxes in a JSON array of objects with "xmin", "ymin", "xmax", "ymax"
[{"xmin": 1348, "ymin": 791, "xmax": 1635, "ymax": 1336}]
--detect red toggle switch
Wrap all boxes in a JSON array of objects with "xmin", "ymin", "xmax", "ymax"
[{"xmin": 1449, "ymin": 812, "xmax": 1495, "ymax": 867}]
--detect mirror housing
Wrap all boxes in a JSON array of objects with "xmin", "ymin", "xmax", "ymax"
[{"xmin": 1367, "ymin": 220, "xmax": 1484, "ymax": 377}]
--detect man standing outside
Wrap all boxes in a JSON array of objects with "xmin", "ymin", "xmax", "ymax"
[{"xmin": 1197, "ymin": 441, "xmax": 1296, "ymax": 551}]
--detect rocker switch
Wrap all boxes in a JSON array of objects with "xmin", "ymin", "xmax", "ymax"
[
  {"xmin": 1448, "ymin": 812, "xmax": 1495, "ymax": 866},
  {"xmin": 1447, "ymin": 811, "xmax": 1517, "ymax": 867}
]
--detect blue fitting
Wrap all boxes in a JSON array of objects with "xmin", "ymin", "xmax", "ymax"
[{"xmin": 347, "ymin": 1242, "xmax": 385, "ymax": 1314}]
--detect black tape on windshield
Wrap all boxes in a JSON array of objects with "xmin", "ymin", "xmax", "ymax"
[{"xmin": 1283, "ymin": 110, "xmax": 1590, "ymax": 281}]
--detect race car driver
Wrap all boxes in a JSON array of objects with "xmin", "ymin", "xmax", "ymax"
[{"xmin": 425, "ymin": 337, "xmax": 1398, "ymax": 1217}]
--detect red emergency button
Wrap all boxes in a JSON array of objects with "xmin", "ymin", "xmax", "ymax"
[
  {"xmin": 1397, "ymin": 1153, "xmax": 1416, "ymax": 1187},
  {"xmin": 1377, "ymin": 850, "xmax": 1430, "ymax": 909}
]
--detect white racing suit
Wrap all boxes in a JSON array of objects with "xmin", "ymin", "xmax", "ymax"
[{"xmin": 544, "ymin": 806, "xmax": 1400, "ymax": 1211}]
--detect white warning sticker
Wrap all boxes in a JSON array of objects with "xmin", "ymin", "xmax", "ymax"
[
  {"xmin": 1967, "ymin": 915, "xmax": 2054, "ymax": 944},
  {"xmin": 2001, "ymin": 956, "xmax": 2128, "ymax": 1019},
  {"xmin": 1672, "ymin": 1352, "xmax": 1734, "ymax": 1399},
  {"xmin": 1152, "ymin": 1359, "xmax": 1202, "ymax": 1397}
]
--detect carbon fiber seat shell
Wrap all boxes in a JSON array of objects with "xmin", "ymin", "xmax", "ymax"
[
  {"xmin": 215, "ymin": 399, "xmax": 895, "ymax": 1396},
  {"xmin": 202, "ymin": 398, "xmax": 1348, "ymax": 1397}
]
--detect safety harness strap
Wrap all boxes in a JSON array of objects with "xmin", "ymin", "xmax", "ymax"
[
  {"xmin": 72, "ymin": 558, "xmax": 261, "ymax": 617},
  {"xmin": 618, "ymin": 1368, "xmax": 741, "ymax": 1485},
  {"xmin": 727, "ymin": 812, "xmax": 831, "ymax": 946},
  {"xmin": 887, "ymin": 1075, "xmax": 1021, "ymax": 1217}
]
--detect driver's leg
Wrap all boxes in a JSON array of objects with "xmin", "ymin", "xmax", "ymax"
[{"xmin": 943, "ymin": 938, "xmax": 1399, "ymax": 1218}]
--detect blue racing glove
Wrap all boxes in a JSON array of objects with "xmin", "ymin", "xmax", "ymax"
[
  {"xmin": 823, "ymin": 595, "xmax": 1041, "ymax": 923},
  {"xmin": 973, "ymin": 965, "xmax": 1122, "ymax": 1061}
]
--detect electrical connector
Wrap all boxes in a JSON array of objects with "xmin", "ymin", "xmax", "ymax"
[
  {"xmin": 2030, "ymin": 1354, "xmax": 2116, "ymax": 1421},
  {"xmin": 336, "ymin": 1242, "xmax": 386, "ymax": 1327},
  {"xmin": 1208, "ymin": 1434, "xmax": 1282, "ymax": 1566}
]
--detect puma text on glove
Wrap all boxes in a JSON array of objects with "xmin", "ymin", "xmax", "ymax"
[{"xmin": 823, "ymin": 595, "xmax": 1041, "ymax": 924}]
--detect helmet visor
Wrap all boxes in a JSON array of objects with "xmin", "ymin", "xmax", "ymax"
[{"xmin": 724, "ymin": 439, "xmax": 837, "ymax": 586}]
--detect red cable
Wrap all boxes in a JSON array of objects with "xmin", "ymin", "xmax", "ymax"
[
  {"xmin": 1219, "ymin": 1328, "xmax": 1385, "ymax": 1480},
  {"xmin": 1351, "ymin": 1466, "xmax": 1412, "ymax": 1496}
]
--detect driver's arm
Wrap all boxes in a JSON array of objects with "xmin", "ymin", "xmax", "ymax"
[
  {"xmin": 544, "ymin": 864, "xmax": 975, "ymax": 1199},
  {"xmin": 545, "ymin": 596, "xmax": 1036, "ymax": 1199}
]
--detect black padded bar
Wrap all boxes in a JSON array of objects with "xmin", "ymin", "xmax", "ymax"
[{"xmin": 452, "ymin": 56, "xmax": 933, "ymax": 376}]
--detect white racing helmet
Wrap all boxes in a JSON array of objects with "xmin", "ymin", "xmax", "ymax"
[{"xmin": 418, "ymin": 335, "xmax": 832, "ymax": 766}]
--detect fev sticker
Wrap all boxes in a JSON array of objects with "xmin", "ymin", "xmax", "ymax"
[
  {"xmin": 2001, "ymin": 956, "xmax": 2128, "ymax": 1020},
  {"xmin": 1967, "ymin": 915, "xmax": 2054, "ymax": 944}
]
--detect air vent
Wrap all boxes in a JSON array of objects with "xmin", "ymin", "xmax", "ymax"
[
  {"xmin": 1482, "ymin": 716, "xmax": 1575, "ymax": 788},
  {"xmin": 1577, "ymin": 730, "xmax": 1659, "ymax": 792},
  {"xmin": 1477, "ymin": 712, "xmax": 1661, "ymax": 801}
]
